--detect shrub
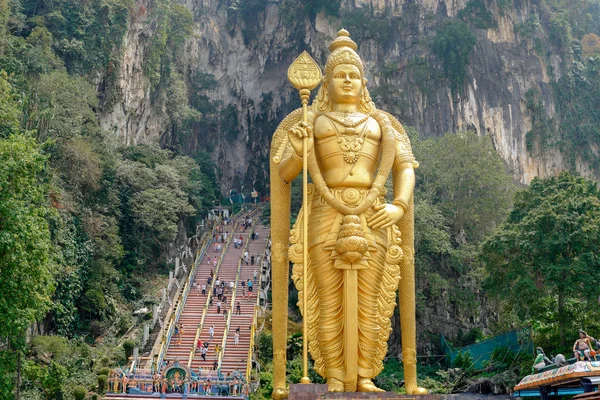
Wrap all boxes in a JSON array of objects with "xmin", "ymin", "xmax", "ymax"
[
  {"xmin": 582, "ymin": 33, "xmax": 600, "ymax": 56},
  {"xmin": 452, "ymin": 351, "xmax": 473, "ymax": 370},
  {"xmin": 99, "ymin": 367, "xmax": 111, "ymax": 377},
  {"xmin": 73, "ymin": 386, "xmax": 88, "ymax": 400},
  {"xmin": 98, "ymin": 375, "xmax": 108, "ymax": 394},
  {"xmin": 122, "ymin": 340, "xmax": 135, "ymax": 360}
]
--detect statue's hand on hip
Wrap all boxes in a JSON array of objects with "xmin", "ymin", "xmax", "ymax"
[
  {"xmin": 288, "ymin": 121, "xmax": 314, "ymax": 157},
  {"xmin": 367, "ymin": 204, "xmax": 404, "ymax": 229}
]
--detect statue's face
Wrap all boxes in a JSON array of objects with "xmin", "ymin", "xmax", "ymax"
[{"xmin": 328, "ymin": 63, "xmax": 363, "ymax": 105}]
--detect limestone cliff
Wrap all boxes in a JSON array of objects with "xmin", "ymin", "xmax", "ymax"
[
  {"xmin": 97, "ymin": 0, "xmax": 599, "ymax": 349},
  {"xmin": 100, "ymin": 0, "xmax": 598, "ymax": 190}
]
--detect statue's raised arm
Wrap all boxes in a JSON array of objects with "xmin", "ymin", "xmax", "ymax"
[{"xmin": 270, "ymin": 29, "xmax": 427, "ymax": 397}]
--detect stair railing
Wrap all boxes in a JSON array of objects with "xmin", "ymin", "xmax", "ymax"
[
  {"xmin": 246, "ymin": 226, "xmax": 268, "ymax": 383},
  {"xmin": 155, "ymin": 224, "xmax": 215, "ymax": 369}
]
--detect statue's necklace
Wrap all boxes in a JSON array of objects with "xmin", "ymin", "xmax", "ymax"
[
  {"xmin": 325, "ymin": 112, "xmax": 370, "ymax": 127},
  {"xmin": 325, "ymin": 113, "xmax": 370, "ymax": 164}
]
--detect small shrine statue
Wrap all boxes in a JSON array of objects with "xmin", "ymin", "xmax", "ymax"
[
  {"xmin": 573, "ymin": 330, "xmax": 596, "ymax": 361},
  {"xmin": 532, "ymin": 348, "xmax": 552, "ymax": 373}
]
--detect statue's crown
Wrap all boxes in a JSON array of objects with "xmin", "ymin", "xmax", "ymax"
[
  {"xmin": 325, "ymin": 29, "xmax": 364, "ymax": 78},
  {"xmin": 329, "ymin": 29, "xmax": 358, "ymax": 52}
]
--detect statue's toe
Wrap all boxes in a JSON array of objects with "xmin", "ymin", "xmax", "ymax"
[
  {"xmin": 327, "ymin": 378, "xmax": 344, "ymax": 392},
  {"xmin": 357, "ymin": 378, "xmax": 385, "ymax": 392}
]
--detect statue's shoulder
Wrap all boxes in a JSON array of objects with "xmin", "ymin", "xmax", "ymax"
[
  {"xmin": 373, "ymin": 110, "xmax": 410, "ymax": 142},
  {"xmin": 373, "ymin": 110, "xmax": 416, "ymax": 162}
]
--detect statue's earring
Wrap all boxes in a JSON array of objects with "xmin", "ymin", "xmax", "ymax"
[{"xmin": 318, "ymin": 83, "xmax": 330, "ymax": 111}]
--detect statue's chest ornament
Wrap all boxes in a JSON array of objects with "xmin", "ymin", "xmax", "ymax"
[{"xmin": 325, "ymin": 113, "xmax": 370, "ymax": 164}]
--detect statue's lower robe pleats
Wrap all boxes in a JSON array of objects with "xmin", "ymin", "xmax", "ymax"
[{"xmin": 291, "ymin": 185, "xmax": 402, "ymax": 391}]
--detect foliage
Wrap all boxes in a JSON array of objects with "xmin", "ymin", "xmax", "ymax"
[
  {"xmin": 407, "ymin": 131, "xmax": 516, "ymax": 333},
  {"xmin": 144, "ymin": 0, "xmax": 193, "ymax": 92},
  {"xmin": 0, "ymin": 121, "xmax": 54, "ymax": 354},
  {"xmin": 229, "ymin": 0, "xmax": 269, "ymax": 46},
  {"xmin": 221, "ymin": 104, "xmax": 240, "ymax": 141},
  {"xmin": 72, "ymin": 385, "xmax": 87, "ymax": 400},
  {"xmin": 250, "ymin": 368, "xmax": 273, "ymax": 399},
  {"xmin": 431, "ymin": 20, "xmax": 477, "ymax": 97},
  {"xmin": 524, "ymin": 88, "xmax": 556, "ymax": 153},
  {"xmin": 458, "ymin": 0, "xmax": 497, "ymax": 30},
  {"xmin": 278, "ymin": 0, "xmax": 340, "ymax": 24},
  {"xmin": 19, "ymin": 0, "xmax": 133, "ymax": 74},
  {"xmin": 122, "ymin": 339, "xmax": 135, "ymax": 360},
  {"xmin": 340, "ymin": 6, "xmax": 409, "ymax": 49},
  {"xmin": 406, "ymin": 57, "xmax": 432, "ymax": 95},
  {"xmin": 514, "ymin": 1, "xmax": 600, "ymax": 174},
  {"xmin": 452, "ymin": 351, "xmax": 473, "ymax": 369},
  {"xmin": 19, "ymin": 335, "xmax": 125, "ymax": 399},
  {"xmin": 551, "ymin": 56, "xmax": 600, "ymax": 170},
  {"xmin": 0, "ymin": 71, "xmax": 21, "ymax": 137},
  {"xmin": 497, "ymin": 0, "xmax": 512, "ymax": 16},
  {"xmin": 483, "ymin": 173, "xmax": 600, "ymax": 347},
  {"xmin": 373, "ymin": 358, "xmax": 405, "ymax": 392},
  {"xmin": 582, "ymin": 33, "xmax": 600, "ymax": 56},
  {"xmin": 97, "ymin": 374, "xmax": 107, "ymax": 394},
  {"xmin": 0, "ymin": 4, "xmax": 217, "ymax": 395},
  {"xmin": 32, "ymin": 70, "xmax": 98, "ymax": 141},
  {"xmin": 415, "ymin": 132, "xmax": 515, "ymax": 244}
]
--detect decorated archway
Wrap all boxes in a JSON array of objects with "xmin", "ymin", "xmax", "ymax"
[{"xmin": 162, "ymin": 362, "xmax": 191, "ymax": 394}]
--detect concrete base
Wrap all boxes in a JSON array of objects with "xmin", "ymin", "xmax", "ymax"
[
  {"xmin": 288, "ymin": 383, "xmax": 328, "ymax": 399},
  {"xmin": 288, "ymin": 384, "xmax": 443, "ymax": 400}
]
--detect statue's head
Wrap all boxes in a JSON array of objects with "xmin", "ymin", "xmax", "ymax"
[{"xmin": 315, "ymin": 29, "xmax": 375, "ymax": 113}]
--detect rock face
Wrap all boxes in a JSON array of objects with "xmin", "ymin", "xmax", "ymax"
[
  {"xmin": 100, "ymin": 0, "xmax": 170, "ymax": 145},
  {"xmin": 100, "ymin": 0, "xmax": 596, "ymax": 190},
  {"xmin": 97, "ymin": 0, "xmax": 596, "ymax": 350}
]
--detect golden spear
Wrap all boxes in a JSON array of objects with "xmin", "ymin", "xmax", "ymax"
[{"xmin": 287, "ymin": 51, "xmax": 322, "ymax": 384}]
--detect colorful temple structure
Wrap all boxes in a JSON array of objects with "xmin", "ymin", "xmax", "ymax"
[
  {"xmin": 106, "ymin": 205, "xmax": 269, "ymax": 398},
  {"xmin": 513, "ymin": 361, "xmax": 600, "ymax": 399}
]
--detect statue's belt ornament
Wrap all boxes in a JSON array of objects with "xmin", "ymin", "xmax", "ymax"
[{"xmin": 313, "ymin": 187, "xmax": 369, "ymax": 208}]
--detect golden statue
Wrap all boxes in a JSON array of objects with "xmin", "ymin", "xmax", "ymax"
[{"xmin": 270, "ymin": 29, "xmax": 427, "ymax": 396}]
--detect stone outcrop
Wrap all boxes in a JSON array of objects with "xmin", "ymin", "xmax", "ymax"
[
  {"xmin": 100, "ymin": 0, "xmax": 594, "ymax": 189},
  {"xmin": 97, "ymin": 0, "xmax": 596, "ymax": 349}
]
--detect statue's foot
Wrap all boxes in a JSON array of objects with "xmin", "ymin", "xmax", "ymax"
[
  {"xmin": 407, "ymin": 386, "xmax": 428, "ymax": 395},
  {"xmin": 272, "ymin": 387, "xmax": 288, "ymax": 399},
  {"xmin": 357, "ymin": 378, "xmax": 385, "ymax": 392},
  {"xmin": 327, "ymin": 378, "xmax": 344, "ymax": 392}
]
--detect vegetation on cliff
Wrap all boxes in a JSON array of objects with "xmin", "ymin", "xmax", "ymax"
[
  {"xmin": 1, "ymin": 0, "xmax": 600, "ymax": 397},
  {"xmin": 0, "ymin": 0, "xmax": 218, "ymax": 398}
]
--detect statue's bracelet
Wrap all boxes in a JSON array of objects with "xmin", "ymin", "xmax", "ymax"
[
  {"xmin": 393, "ymin": 199, "xmax": 409, "ymax": 212},
  {"xmin": 292, "ymin": 151, "xmax": 303, "ymax": 161}
]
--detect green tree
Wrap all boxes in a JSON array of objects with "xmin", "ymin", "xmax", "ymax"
[
  {"xmin": 415, "ymin": 132, "xmax": 515, "ymax": 244},
  {"xmin": 0, "ymin": 71, "xmax": 21, "ymax": 137},
  {"xmin": 482, "ymin": 173, "xmax": 600, "ymax": 347},
  {"xmin": 0, "ymin": 131, "xmax": 54, "ymax": 396}
]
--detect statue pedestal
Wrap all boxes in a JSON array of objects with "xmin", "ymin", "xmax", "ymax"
[
  {"xmin": 288, "ymin": 384, "xmax": 328, "ymax": 399},
  {"xmin": 288, "ymin": 384, "xmax": 442, "ymax": 400}
]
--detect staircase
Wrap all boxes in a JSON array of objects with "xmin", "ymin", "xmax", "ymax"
[
  {"xmin": 220, "ymin": 224, "xmax": 269, "ymax": 374},
  {"xmin": 161, "ymin": 207, "xmax": 268, "ymax": 379},
  {"xmin": 162, "ymin": 229, "xmax": 229, "ymax": 364}
]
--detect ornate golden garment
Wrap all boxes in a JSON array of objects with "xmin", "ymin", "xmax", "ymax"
[
  {"xmin": 289, "ymin": 186, "xmax": 402, "ymax": 383},
  {"xmin": 270, "ymin": 107, "xmax": 417, "ymax": 392}
]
